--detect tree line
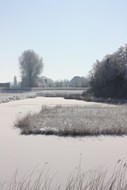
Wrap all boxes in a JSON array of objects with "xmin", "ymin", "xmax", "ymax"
[
  {"xmin": 18, "ymin": 50, "xmax": 88, "ymax": 88},
  {"xmin": 18, "ymin": 44, "xmax": 127, "ymax": 98},
  {"xmin": 89, "ymin": 44, "xmax": 127, "ymax": 98}
]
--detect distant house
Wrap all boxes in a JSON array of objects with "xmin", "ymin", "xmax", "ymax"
[
  {"xmin": 0, "ymin": 83, "xmax": 10, "ymax": 88},
  {"xmin": 70, "ymin": 76, "xmax": 82, "ymax": 87},
  {"xmin": 69, "ymin": 76, "xmax": 89, "ymax": 87},
  {"xmin": 38, "ymin": 76, "xmax": 54, "ymax": 87}
]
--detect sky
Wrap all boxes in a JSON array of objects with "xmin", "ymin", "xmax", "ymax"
[{"xmin": 0, "ymin": 0, "xmax": 127, "ymax": 82}]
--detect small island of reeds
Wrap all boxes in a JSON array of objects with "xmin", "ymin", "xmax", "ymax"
[{"xmin": 15, "ymin": 104, "xmax": 127, "ymax": 137}]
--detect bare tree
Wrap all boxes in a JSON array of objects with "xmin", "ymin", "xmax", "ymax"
[{"xmin": 19, "ymin": 50, "xmax": 43, "ymax": 87}]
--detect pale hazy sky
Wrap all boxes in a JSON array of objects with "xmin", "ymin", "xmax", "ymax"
[{"xmin": 0, "ymin": 0, "xmax": 127, "ymax": 82}]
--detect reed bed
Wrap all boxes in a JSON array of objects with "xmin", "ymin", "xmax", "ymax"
[{"xmin": 15, "ymin": 104, "xmax": 127, "ymax": 136}]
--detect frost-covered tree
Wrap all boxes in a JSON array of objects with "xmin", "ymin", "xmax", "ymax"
[
  {"xmin": 90, "ymin": 44, "xmax": 127, "ymax": 98},
  {"xmin": 19, "ymin": 50, "xmax": 43, "ymax": 87}
]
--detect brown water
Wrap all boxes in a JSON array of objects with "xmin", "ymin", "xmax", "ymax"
[{"xmin": 0, "ymin": 97, "xmax": 127, "ymax": 186}]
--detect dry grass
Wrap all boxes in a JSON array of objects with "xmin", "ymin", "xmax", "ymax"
[
  {"xmin": 0, "ymin": 92, "xmax": 36, "ymax": 104},
  {"xmin": 15, "ymin": 104, "xmax": 127, "ymax": 136},
  {"xmin": 1, "ymin": 160, "xmax": 127, "ymax": 190}
]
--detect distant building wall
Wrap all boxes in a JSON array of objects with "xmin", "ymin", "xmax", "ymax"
[{"xmin": 0, "ymin": 83, "xmax": 10, "ymax": 88}]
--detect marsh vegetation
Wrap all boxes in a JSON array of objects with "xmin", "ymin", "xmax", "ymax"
[
  {"xmin": 15, "ymin": 104, "xmax": 127, "ymax": 136},
  {"xmin": 1, "ymin": 160, "xmax": 127, "ymax": 190}
]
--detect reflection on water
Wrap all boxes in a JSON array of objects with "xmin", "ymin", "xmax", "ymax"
[{"xmin": 0, "ymin": 97, "xmax": 127, "ymax": 185}]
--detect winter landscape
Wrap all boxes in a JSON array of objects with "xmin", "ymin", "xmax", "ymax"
[{"xmin": 1, "ymin": 0, "xmax": 127, "ymax": 189}]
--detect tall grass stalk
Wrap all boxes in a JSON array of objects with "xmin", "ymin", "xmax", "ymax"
[{"xmin": 1, "ymin": 160, "xmax": 127, "ymax": 190}]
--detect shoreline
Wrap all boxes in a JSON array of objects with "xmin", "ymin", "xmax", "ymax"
[{"xmin": 0, "ymin": 92, "xmax": 36, "ymax": 104}]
